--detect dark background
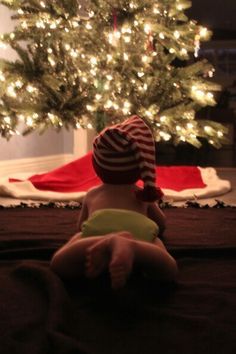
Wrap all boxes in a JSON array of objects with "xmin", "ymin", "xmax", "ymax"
[{"xmin": 157, "ymin": 0, "xmax": 236, "ymax": 167}]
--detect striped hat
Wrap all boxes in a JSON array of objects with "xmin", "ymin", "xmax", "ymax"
[{"xmin": 92, "ymin": 115, "xmax": 163, "ymax": 202}]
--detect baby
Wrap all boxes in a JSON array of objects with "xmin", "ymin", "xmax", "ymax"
[{"xmin": 50, "ymin": 116, "xmax": 178, "ymax": 289}]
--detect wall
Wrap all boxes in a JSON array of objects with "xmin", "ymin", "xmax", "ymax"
[{"xmin": 0, "ymin": 4, "xmax": 74, "ymax": 161}]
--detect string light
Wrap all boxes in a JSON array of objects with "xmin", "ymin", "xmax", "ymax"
[
  {"xmin": 4, "ymin": 116, "xmax": 11, "ymax": 124},
  {"xmin": 199, "ymin": 27, "xmax": 208, "ymax": 38},
  {"xmin": 15, "ymin": 80, "xmax": 23, "ymax": 88},
  {"xmin": 7, "ymin": 85, "xmax": 17, "ymax": 97},
  {"xmin": 85, "ymin": 22, "xmax": 92, "ymax": 30},
  {"xmin": 180, "ymin": 48, "xmax": 187, "ymax": 56},
  {"xmin": 21, "ymin": 21, "xmax": 28, "ymax": 29},
  {"xmin": 26, "ymin": 85, "xmax": 36, "ymax": 93},
  {"xmin": 36, "ymin": 20, "xmax": 46, "ymax": 29},
  {"xmin": 204, "ymin": 125, "xmax": 212, "ymax": 134},
  {"xmin": 144, "ymin": 24, "xmax": 151, "ymax": 34},
  {"xmin": 174, "ymin": 30, "xmax": 180, "ymax": 39},
  {"xmin": 123, "ymin": 53, "xmax": 129, "ymax": 61},
  {"xmin": 0, "ymin": 71, "xmax": 5, "ymax": 81},
  {"xmin": 0, "ymin": 41, "xmax": 7, "ymax": 49}
]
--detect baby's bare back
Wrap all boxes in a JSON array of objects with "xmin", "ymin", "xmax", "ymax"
[{"xmin": 86, "ymin": 184, "xmax": 148, "ymax": 216}]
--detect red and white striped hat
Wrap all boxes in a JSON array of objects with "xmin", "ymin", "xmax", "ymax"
[{"xmin": 92, "ymin": 115, "xmax": 163, "ymax": 202}]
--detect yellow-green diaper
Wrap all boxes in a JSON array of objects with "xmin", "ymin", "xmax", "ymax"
[{"xmin": 81, "ymin": 208, "xmax": 159, "ymax": 242}]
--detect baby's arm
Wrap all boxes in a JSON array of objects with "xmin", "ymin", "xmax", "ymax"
[
  {"xmin": 76, "ymin": 196, "xmax": 89, "ymax": 232},
  {"xmin": 147, "ymin": 202, "xmax": 166, "ymax": 237}
]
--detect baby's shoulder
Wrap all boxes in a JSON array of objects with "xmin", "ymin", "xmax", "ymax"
[{"xmin": 87, "ymin": 185, "xmax": 103, "ymax": 197}]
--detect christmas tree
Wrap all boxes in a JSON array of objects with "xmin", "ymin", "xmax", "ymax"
[{"xmin": 0, "ymin": 0, "xmax": 227, "ymax": 147}]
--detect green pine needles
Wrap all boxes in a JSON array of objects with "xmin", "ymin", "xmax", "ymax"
[{"xmin": 0, "ymin": 0, "xmax": 227, "ymax": 147}]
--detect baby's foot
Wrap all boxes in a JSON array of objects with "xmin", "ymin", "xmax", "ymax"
[
  {"xmin": 85, "ymin": 238, "xmax": 110, "ymax": 278},
  {"xmin": 109, "ymin": 235, "xmax": 135, "ymax": 290},
  {"xmin": 85, "ymin": 232, "xmax": 134, "ymax": 280}
]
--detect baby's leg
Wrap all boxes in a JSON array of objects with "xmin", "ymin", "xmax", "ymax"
[
  {"xmin": 134, "ymin": 238, "xmax": 178, "ymax": 282},
  {"xmin": 50, "ymin": 234, "xmax": 109, "ymax": 279},
  {"xmin": 86, "ymin": 232, "xmax": 135, "ymax": 289},
  {"xmin": 86, "ymin": 232, "xmax": 134, "ymax": 282}
]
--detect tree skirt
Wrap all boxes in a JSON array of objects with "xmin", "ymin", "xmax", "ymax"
[{"xmin": 0, "ymin": 152, "xmax": 231, "ymax": 202}]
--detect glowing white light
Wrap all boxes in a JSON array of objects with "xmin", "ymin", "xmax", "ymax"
[
  {"xmin": 0, "ymin": 41, "xmax": 7, "ymax": 49},
  {"xmin": 123, "ymin": 53, "xmax": 129, "ymax": 61},
  {"xmin": 159, "ymin": 32, "xmax": 165, "ymax": 39},
  {"xmin": 144, "ymin": 24, "xmax": 151, "ymax": 34},
  {"xmin": 7, "ymin": 85, "xmax": 16, "ymax": 97},
  {"xmin": 153, "ymin": 6, "xmax": 160, "ymax": 14},
  {"xmin": 70, "ymin": 49, "xmax": 78, "ymax": 58},
  {"xmin": 204, "ymin": 125, "xmax": 212, "ymax": 133},
  {"xmin": 160, "ymin": 115, "xmax": 167, "ymax": 122},
  {"xmin": 114, "ymin": 31, "xmax": 121, "ymax": 39},
  {"xmin": 47, "ymin": 48, "xmax": 53, "ymax": 53},
  {"xmin": 64, "ymin": 44, "xmax": 70, "ymax": 51},
  {"xmin": 15, "ymin": 80, "xmax": 23, "ymax": 88},
  {"xmin": 206, "ymin": 92, "xmax": 214, "ymax": 99},
  {"xmin": 160, "ymin": 131, "xmax": 171, "ymax": 141},
  {"xmin": 18, "ymin": 9, "xmax": 24, "ymax": 15},
  {"xmin": 4, "ymin": 116, "xmax": 11, "ymax": 124},
  {"xmin": 124, "ymin": 36, "xmax": 131, "ymax": 43},
  {"xmin": 48, "ymin": 57, "xmax": 56, "ymax": 66},
  {"xmin": 143, "ymin": 83, "xmax": 148, "ymax": 90},
  {"xmin": 124, "ymin": 101, "xmax": 131, "ymax": 108},
  {"xmin": 50, "ymin": 22, "xmax": 57, "ymax": 29},
  {"xmin": 142, "ymin": 55, "xmax": 149, "ymax": 63},
  {"xmin": 26, "ymin": 85, "xmax": 36, "ymax": 93},
  {"xmin": 200, "ymin": 27, "xmax": 208, "ymax": 38},
  {"xmin": 174, "ymin": 30, "xmax": 180, "ymax": 39},
  {"xmin": 26, "ymin": 117, "xmax": 33, "ymax": 126},
  {"xmin": 90, "ymin": 57, "xmax": 97, "ymax": 65},
  {"xmin": 36, "ymin": 20, "xmax": 46, "ymax": 29},
  {"xmin": 217, "ymin": 131, "xmax": 223, "ymax": 137},
  {"xmin": 95, "ymin": 94, "xmax": 102, "ymax": 100},
  {"xmin": 86, "ymin": 104, "xmax": 94, "ymax": 111},
  {"xmin": 105, "ymin": 100, "xmax": 113, "ymax": 108},
  {"xmin": 137, "ymin": 72, "xmax": 144, "ymax": 77},
  {"xmin": 106, "ymin": 75, "xmax": 113, "ymax": 81},
  {"xmin": 107, "ymin": 54, "xmax": 112, "ymax": 62},
  {"xmin": 72, "ymin": 21, "xmax": 79, "ymax": 28},
  {"xmin": 87, "ymin": 123, "xmax": 93, "ymax": 129},
  {"xmin": 40, "ymin": 1, "xmax": 46, "ymax": 8},
  {"xmin": 180, "ymin": 48, "xmax": 187, "ymax": 55},
  {"xmin": 0, "ymin": 71, "xmax": 5, "ymax": 81},
  {"xmin": 169, "ymin": 48, "xmax": 175, "ymax": 54},
  {"xmin": 10, "ymin": 33, "xmax": 15, "ymax": 40},
  {"xmin": 86, "ymin": 23, "xmax": 92, "ymax": 30}
]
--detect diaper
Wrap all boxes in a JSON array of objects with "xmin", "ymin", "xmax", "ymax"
[{"xmin": 81, "ymin": 208, "xmax": 159, "ymax": 242}]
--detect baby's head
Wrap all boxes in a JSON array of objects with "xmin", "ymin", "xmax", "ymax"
[{"xmin": 92, "ymin": 115, "xmax": 163, "ymax": 202}]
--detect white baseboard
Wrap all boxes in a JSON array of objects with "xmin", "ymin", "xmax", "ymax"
[{"xmin": 0, "ymin": 154, "xmax": 74, "ymax": 178}]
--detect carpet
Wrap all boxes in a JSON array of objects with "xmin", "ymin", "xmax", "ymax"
[{"xmin": 0, "ymin": 206, "xmax": 236, "ymax": 354}]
